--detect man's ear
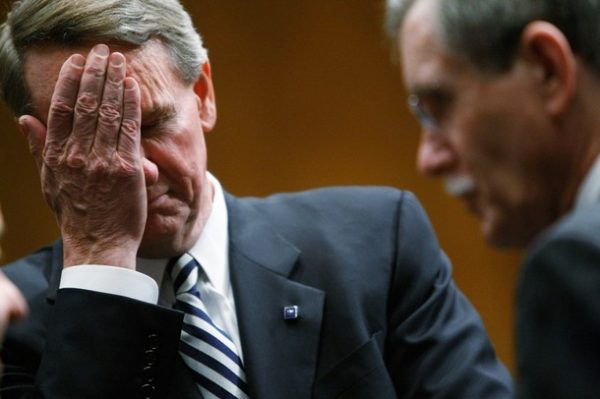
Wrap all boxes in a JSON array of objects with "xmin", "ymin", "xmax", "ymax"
[
  {"xmin": 519, "ymin": 21, "xmax": 577, "ymax": 118},
  {"xmin": 193, "ymin": 61, "xmax": 217, "ymax": 132}
]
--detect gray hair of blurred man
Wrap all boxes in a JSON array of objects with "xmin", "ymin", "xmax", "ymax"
[
  {"xmin": 0, "ymin": 0, "xmax": 208, "ymax": 117},
  {"xmin": 385, "ymin": 0, "xmax": 600, "ymax": 75}
]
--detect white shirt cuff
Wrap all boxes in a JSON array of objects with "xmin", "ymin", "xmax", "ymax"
[{"xmin": 59, "ymin": 265, "xmax": 159, "ymax": 304}]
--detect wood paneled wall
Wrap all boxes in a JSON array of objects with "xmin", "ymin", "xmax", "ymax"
[{"xmin": 0, "ymin": 0, "xmax": 521, "ymax": 372}]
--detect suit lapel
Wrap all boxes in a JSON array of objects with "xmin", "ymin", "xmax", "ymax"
[
  {"xmin": 46, "ymin": 240, "xmax": 64, "ymax": 304},
  {"xmin": 226, "ymin": 194, "xmax": 325, "ymax": 399}
]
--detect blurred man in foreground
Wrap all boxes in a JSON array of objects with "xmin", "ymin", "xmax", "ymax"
[
  {"xmin": 387, "ymin": 0, "xmax": 600, "ymax": 397},
  {"xmin": 0, "ymin": 207, "xmax": 28, "ymax": 373}
]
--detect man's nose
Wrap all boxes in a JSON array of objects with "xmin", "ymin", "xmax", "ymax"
[{"xmin": 416, "ymin": 133, "xmax": 458, "ymax": 177}]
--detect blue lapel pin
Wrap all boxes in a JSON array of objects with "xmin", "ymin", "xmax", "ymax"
[{"xmin": 283, "ymin": 305, "xmax": 299, "ymax": 321}]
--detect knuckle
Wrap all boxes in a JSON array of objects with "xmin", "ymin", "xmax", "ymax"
[
  {"xmin": 88, "ymin": 158, "xmax": 111, "ymax": 175},
  {"xmin": 64, "ymin": 152, "xmax": 86, "ymax": 169},
  {"xmin": 75, "ymin": 93, "xmax": 99, "ymax": 116},
  {"xmin": 120, "ymin": 118, "xmax": 140, "ymax": 136},
  {"xmin": 106, "ymin": 73, "xmax": 124, "ymax": 87},
  {"xmin": 43, "ymin": 152, "xmax": 60, "ymax": 168},
  {"xmin": 49, "ymin": 99, "xmax": 74, "ymax": 118},
  {"xmin": 98, "ymin": 103, "xmax": 122, "ymax": 125},
  {"xmin": 84, "ymin": 63, "xmax": 106, "ymax": 79},
  {"xmin": 88, "ymin": 151, "xmax": 137, "ymax": 177}
]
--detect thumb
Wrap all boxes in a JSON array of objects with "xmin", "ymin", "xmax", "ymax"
[
  {"xmin": 0, "ymin": 271, "xmax": 28, "ymax": 323},
  {"xmin": 18, "ymin": 115, "xmax": 47, "ymax": 172}
]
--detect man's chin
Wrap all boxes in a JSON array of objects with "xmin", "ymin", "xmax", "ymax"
[
  {"xmin": 137, "ymin": 237, "xmax": 180, "ymax": 258},
  {"xmin": 459, "ymin": 194, "xmax": 481, "ymax": 216},
  {"xmin": 138, "ymin": 216, "xmax": 184, "ymax": 258},
  {"xmin": 481, "ymin": 223, "xmax": 509, "ymax": 248},
  {"xmin": 480, "ymin": 212, "xmax": 532, "ymax": 249}
]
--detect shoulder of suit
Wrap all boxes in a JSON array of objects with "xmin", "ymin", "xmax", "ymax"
[
  {"xmin": 2, "ymin": 240, "xmax": 59, "ymax": 296},
  {"xmin": 523, "ymin": 204, "xmax": 600, "ymax": 275},
  {"xmin": 241, "ymin": 186, "xmax": 416, "ymax": 208},
  {"xmin": 229, "ymin": 186, "xmax": 429, "ymax": 242},
  {"xmin": 534, "ymin": 205, "xmax": 600, "ymax": 248}
]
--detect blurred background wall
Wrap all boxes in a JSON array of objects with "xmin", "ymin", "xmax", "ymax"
[{"xmin": 0, "ymin": 0, "xmax": 521, "ymax": 371}]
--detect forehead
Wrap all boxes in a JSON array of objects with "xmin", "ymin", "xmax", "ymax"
[{"xmin": 22, "ymin": 40, "xmax": 184, "ymax": 122}]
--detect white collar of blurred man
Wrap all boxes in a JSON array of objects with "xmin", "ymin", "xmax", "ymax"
[{"xmin": 389, "ymin": 0, "xmax": 600, "ymax": 248}]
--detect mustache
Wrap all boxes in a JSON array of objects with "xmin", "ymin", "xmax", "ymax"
[{"xmin": 445, "ymin": 175, "xmax": 475, "ymax": 197}]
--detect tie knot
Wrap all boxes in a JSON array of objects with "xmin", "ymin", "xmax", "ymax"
[{"xmin": 169, "ymin": 252, "xmax": 201, "ymax": 295}]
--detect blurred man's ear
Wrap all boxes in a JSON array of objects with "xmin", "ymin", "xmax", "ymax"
[
  {"xmin": 193, "ymin": 61, "xmax": 217, "ymax": 133},
  {"xmin": 519, "ymin": 21, "xmax": 577, "ymax": 119}
]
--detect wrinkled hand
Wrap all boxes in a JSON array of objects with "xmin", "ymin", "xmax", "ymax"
[
  {"xmin": 0, "ymin": 271, "xmax": 27, "ymax": 371},
  {"xmin": 20, "ymin": 44, "xmax": 145, "ymax": 268}
]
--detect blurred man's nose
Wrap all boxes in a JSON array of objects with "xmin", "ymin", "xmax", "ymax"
[{"xmin": 416, "ymin": 133, "xmax": 457, "ymax": 177}]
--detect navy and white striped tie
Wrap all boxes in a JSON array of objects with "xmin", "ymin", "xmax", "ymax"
[{"xmin": 169, "ymin": 253, "xmax": 249, "ymax": 399}]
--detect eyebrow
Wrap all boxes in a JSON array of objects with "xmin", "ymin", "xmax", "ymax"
[{"xmin": 141, "ymin": 103, "xmax": 177, "ymax": 125}]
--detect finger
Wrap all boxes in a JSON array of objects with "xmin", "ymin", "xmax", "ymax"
[
  {"xmin": 118, "ymin": 77, "xmax": 142, "ymax": 162},
  {"xmin": 0, "ymin": 273, "xmax": 27, "ymax": 322},
  {"xmin": 19, "ymin": 115, "xmax": 48, "ymax": 172},
  {"xmin": 93, "ymin": 52, "xmax": 126, "ymax": 158},
  {"xmin": 69, "ymin": 44, "xmax": 110, "ymax": 155},
  {"xmin": 7, "ymin": 284, "xmax": 28, "ymax": 322},
  {"xmin": 44, "ymin": 54, "xmax": 85, "ymax": 163}
]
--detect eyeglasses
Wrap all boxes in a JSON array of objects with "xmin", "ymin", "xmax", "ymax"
[{"xmin": 407, "ymin": 94, "xmax": 439, "ymax": 134}]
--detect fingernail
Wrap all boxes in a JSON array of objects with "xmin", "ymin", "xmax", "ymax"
[
  {"xmin": 124, "ymin": 78, "xmax": 136, "ymax": 90},
  {"xmin": 110, "ymin": 53, "xmax": 124, "ymax": 67},
  {"xmin": 17, "ymin": 116, "xmax": 29, "ymax": 138},
  {"xmin": 94, "ymin": 44, "xmax": 109, "ymax": 57},
  {"xmin": 70, "ymin": 54, "xmax": 85, "ymax": 68}
]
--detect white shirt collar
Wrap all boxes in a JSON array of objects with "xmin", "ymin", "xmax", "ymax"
[
  {"xmin": 574, "ymin": 155, "xmax": 600, "ymax": 211},
  {"xmin": 187, "ymin": 173, "xmax": 229, "ymax": 295},
  {"xmin": 137, "ymin": 172, "xmax": 229, "ymax": 297}
]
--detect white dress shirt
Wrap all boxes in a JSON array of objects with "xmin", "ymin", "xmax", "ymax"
[
  {"xmin": 574, "ymin": 155, "xmax": 600, "ymax": 210},
  {"xmin": 59, "ymin": 173, "xmax": 243, "ymax": 356}
]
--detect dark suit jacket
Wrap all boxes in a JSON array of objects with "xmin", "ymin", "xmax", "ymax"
[
  {"xmin": 1, "ymin": 187, "xmax": 513, "ymax": 398},
  {"xmin": 516, "ymin": 203, "xmax": 600, "ymax": 399}
]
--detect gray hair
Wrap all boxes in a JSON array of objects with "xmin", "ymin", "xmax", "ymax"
[
  {"xmin": 0, "ymin": 0, "xmax": 208, "ymax": 116},
  {"xmin": 385, "ymin": 0, "xmax": 600, "ymax": 75}
]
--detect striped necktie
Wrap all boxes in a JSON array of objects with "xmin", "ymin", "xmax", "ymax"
[{"xmin": 168, "ymin": 253, "xmax": 249, "ymax": 399}]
